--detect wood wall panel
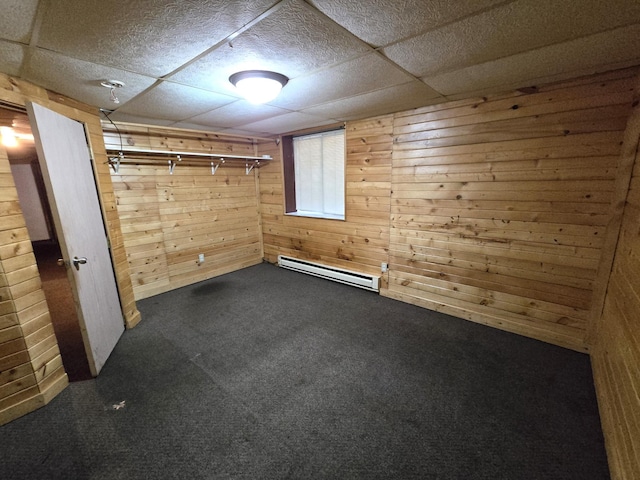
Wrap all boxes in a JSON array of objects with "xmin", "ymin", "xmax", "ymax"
[
  {"xmin": 259, "ymin": 116, "xmax": 393, "ymax": 281},
  {"xmin": 0, "ymin": 146, "xmax": 67, "ymax": 426},
  {"xmin": 385, "ymin": 68, "xmax": 637, "ymax": 352},
  {"xmin": 103, "ymin": 124, "xmax": 267, "ymax": 299},
  {"xmin": 591, "ymin": 79, "xmax": 640, "ymax": 480}
]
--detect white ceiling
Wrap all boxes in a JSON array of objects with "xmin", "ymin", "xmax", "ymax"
[{"xmin": 1, "ymin": 0, "xmax": 640, "ymax": 136}]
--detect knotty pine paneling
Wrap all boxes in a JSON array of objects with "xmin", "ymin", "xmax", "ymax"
[
  {"xmin": 259, "ymin": 116, "xmax": 393, "ymax": 282},
  {"xmin": 258, "ymin": 69, "xmax": 639, "ymax": 354},
  {"xmin": 385, "ymin": 67, "xmax": 638, "ymax": 352},
  {"xmin": 0, "ymin": 146, "xmax": 67, "ymax": 426},
  {"xmin": 103, "ymin": 124, "xmax": 267, "ymax": 299},
  {"xmin": 590, "ymin": 79, "xmax": 640, "ymax": 480}
]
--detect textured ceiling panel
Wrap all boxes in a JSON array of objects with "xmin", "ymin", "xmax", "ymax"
[
  {"xmin": 307, "ymin": 0, "xmax": 506, "ymax": 48},
  {"xmin": 186, "ymin": 102, "xmax": 291, "ymax": 129},
  {"xmin": 382, "ymin": 0, "xmax": 640, "ymax": 78},
  {"xmin": 105, "ymin": 112, "xmax": 176, "ymax": 127},
  {"xmin": 37, "ymin": 0, "xmax": 279, "ymax": 77},
  {"xmin": 239, "ymin": 111, "xmax": 338, "ymax": 135},
  {"xmin": 270, "ymin": 53, "xmax": 417, "ymax": 110},
  {"xmin": 423, "ymin": 24, "xmax": 640, "ymax": 97},
  {"xmin": 2, "ymin": 0, "xmax": 639, "ymax": 136},
  {"xmin": 304, "ymin": 81, "xmax": 444, "ymax": 121},
  {"xmin": 169, "ymin": 0, "xmax": 370, "ymax": 94},
  {"xmin": 115, "ymin": 81, "xmax": 236, "ymax": 121},
  {"xmin": 0, "ymin": 0, "xmax": 39, "ymax": 43},
  {"xmin": 165, "ymin": 124, "xmax": 261, "ymax": 137},
  {"xmin": 21, "ymin": 49, "xmax": 158, "ymax": 108},
  {"xmin": 0, "ymin": 41, "xmax": 25, "ymax": 77}
]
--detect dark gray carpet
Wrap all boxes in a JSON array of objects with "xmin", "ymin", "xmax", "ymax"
[{"xmin": 0, "ymin": 262, "xmax": 610, "ymax": 479}]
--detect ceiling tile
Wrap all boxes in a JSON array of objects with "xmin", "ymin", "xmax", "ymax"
[
  {"xmin": 0, "ymin": 0, "xmax": 638, "ymax": 138},
  {"xmin": 169, "ymin": 0, "xmax": 371, "ymax": 95},
  {"xmin": 186, "ymin": 102, "xmax": 291, "ymax": 129},
  {"xmin": 305, "ymin": 81, "xmax": 444, "ymax": 121},
  {"xmin": 307, "ymin": 0, "xmax": 505, "ymax": 48},
  {"xmin": 105, "ymin": 112, "xmax": 176, "ymax": 127},
  {"xmin": 215, "ymin": 127, "xmax": 275, "ymax": 137},
  {"xmin": 115, "ymin": 82, "xmax": 236, "ymax": 121},
  {"xmin": 270, "ymin": 53, "xmax": 415, "ymax": 110},
  {"xmin": 382, "ymin": 0, "xmax": 640, "ymax": 78},
  {"xmin": 36, "ymin": 0, "xmax": 279, "ymax": 77},
  {"xmin": 0, "ymin": 0, "xmax": 38, "ymax": 43},
  {"xmin": 422, "ymin": 24, "xmax": 640, "ymax": 97},
  {"xmin": 21, "ymin": 49, "xmax": 158, "ymax": 109},
  {"xmin": 0, "ymin": 41, "xmax": 25, "ymax": 77},
  {"xmin": 239, "ymin": 112, "xmax": 337, "ymax": 135}
]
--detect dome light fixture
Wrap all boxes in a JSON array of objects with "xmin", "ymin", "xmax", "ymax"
[{"xmin": 229, "ymin": 70, "xmax": 288, "ymax": 105}]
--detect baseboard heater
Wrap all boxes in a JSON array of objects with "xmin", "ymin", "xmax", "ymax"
[{"xmin": 277, "ymin": 255, "xmax": 379, "ymax": 292}]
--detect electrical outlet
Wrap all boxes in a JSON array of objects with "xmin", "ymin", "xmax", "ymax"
[
  {"xmin": 198, "ymin": 253, "xmax": 205, "ymax": 264},
  {"xmin": 381, "ymin": 262, "xmax": 388, "ymax": 273}
]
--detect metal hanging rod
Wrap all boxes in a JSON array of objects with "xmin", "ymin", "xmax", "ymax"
[
  {"xmin": 105, "ymin": 146, "xmax": 271, "ymax": 161},
  {"xmin": 105, "ymin": 148, "xmax": 270, "ymax": 175}
]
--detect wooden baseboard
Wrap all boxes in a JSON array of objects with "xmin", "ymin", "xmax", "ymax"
[{"xmin": 381, "ymin": 289, "xmax": 588, "ymax": 353}]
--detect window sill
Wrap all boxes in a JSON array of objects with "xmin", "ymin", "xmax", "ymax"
[{"xmin": 285, "ymin": 211, "xmax": 345, "ymax": 221}]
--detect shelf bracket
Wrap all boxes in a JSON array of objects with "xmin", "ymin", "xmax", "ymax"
[
  {"xmin": 109, "ymin": 152, "xmax": 123, "ymax": 174},
  {"xmin": 169, "ymin": 155, "xmax": 181, "ymax": 175},
  {"xmin": 211, "ymin": 158, "xmax": 225, "ymax": 175},
  {"xmin": 246, "ymin": 160, "xmax": 259, "ymax": 175}
]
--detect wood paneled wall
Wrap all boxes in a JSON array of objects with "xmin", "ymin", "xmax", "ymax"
[
  {"xmin": 590, "ymin": 81, "xmax": 640, "ymax": 480},
  {"xmin": 260, "ymin": 116, "xmax": 393, "ymax": 281},
  {"xmin": 0, "ymin": 73, "xmax": 138, "ymax": 424},
  {"xmin": 260, "ymin": 68, "xmax": 637, "ymax": 353},
  {"xmin": 0, "ymin": 146, "xmax": 66, "ymax": 425},
  {"xmin": 385, "ymin": 69, "xmax": 637, "ymax": 352},
  {"xmin": 102, "ymin": 124, "xmax": 268, "ymax": 299}
]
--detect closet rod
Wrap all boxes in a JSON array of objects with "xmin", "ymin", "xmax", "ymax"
[
  {"xmin": 105, "ymin": 151, "xmax": 266, "ymax": 175},
  {"xmin": 104, "ymin": 146, "xmax": 271, "ymax": 162}
]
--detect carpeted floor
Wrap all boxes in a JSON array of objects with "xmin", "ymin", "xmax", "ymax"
[{"xmin": 0, "ymin": 262, "xmax": 610, "ymax": 479}]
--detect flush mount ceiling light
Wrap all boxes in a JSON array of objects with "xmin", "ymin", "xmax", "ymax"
[
  {"xmin": 229, "ymin": 70, "xmax": 288, "ymax": 105},
  {"xmin": 101, "ymin": 79, "xmax": 125, "ymax": 104}
]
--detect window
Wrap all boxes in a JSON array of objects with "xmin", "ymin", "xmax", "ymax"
[{"xmin": 282, "ymin": 128, "xmax": 345, "ymax": 220}]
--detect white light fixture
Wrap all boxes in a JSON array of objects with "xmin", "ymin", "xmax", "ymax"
[{"xmin": 229, "ymin": 70, "xmax": 288, "ymax": 105}]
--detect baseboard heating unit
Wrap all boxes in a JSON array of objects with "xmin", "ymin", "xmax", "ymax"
[{"xmin": 277, "ymin": 255, "xmax": 379, "ymax": 292}]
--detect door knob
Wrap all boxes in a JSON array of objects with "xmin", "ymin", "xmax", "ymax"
[
  {"xmin": 72, "ymin": 256, "xmax": 88, "ymax": 270},
  {"xmin": 57, "ymin": 258, "xmax": 68, "ymax": 267}
]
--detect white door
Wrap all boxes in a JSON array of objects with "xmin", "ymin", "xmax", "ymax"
[{"xmin": 27, "ymin": 102, "xmax": 124, "ymax": 376}]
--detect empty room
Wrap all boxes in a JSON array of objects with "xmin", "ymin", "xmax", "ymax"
[{"xmin": 0, "ymin": 1, "xmax": 639, "ymax": 479}]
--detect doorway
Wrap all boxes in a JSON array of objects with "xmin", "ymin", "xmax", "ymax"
[{"xmin": 2, "ymin": 106, "xmax": 91, "ymax": 381}]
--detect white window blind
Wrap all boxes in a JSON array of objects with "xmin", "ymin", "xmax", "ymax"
[{"xmin": 293, "ymin": 129, "xmax": 345, "ymax": 219}]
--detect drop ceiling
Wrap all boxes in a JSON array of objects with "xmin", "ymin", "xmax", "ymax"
[{"xmin": 1, "ymin": 0, "xmax": 639, "ymax": 137}]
